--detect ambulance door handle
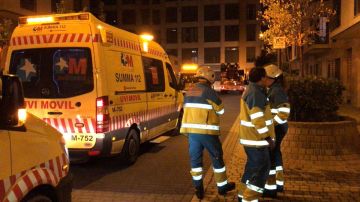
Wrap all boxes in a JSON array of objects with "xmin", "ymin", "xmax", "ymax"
[{"xmin": 48, "ymin": 111, "xmax": 63, "ymax": 115}]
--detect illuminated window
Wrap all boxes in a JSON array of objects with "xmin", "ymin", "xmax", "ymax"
[{"xmin": 166, "ymin": 28, "xmax": 178, "ymax": 43}]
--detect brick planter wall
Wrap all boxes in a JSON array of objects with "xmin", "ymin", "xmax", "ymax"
[{"xmin": 281, "ymin": 118, "xmax": 360, "ymax": 164}]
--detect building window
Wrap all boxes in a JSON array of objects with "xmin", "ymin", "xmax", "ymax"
[
  {"xmin": 141, "ymin": 0, "xmax": 150, "ymax": 4},
  {"xmin": 246, "ymin": 47, "xmax": 256, "ymax": 63},
  {"xmin": 167, "ymin": 49, "xmax": 178, "ymax": 56},
  {"xmin": 246, "ymin": 24, "xmax": 257, "ymax": 41},
  {"xmin": 204, "ymin": 48, "xmax": 220, "ymax": 63},
  {"xmin": 21, "ymin": 0, "xmax": 36, "ymax": 11},
  {"xmin": 247, "ymin": 4, "xmax": 256, "ymax": 20},
  {"xmin": 330, "ymin": 0, "xmax": 341, "ymax": 31},
  {"xmin": 166, "ymin": 28, "xmax": 178, "ymax": 43},
  {"xmin": 152, "ymin": 0, "xmax": 160, "ymax": 4},
  {"xmin": 225, "ymin": 4, "xmax": 239, "ymax": 20},
  {"xmin": 152, "ymin": 10, "xmax": 161, "ymax": 25},
  {"xmin": 204, "ymin": 5, "xmax": 220, "ymax": 21},
  {"xmin": 73, "ymin": 0, "xmax": 83, "ymax": 12},
  {"xmin": 154, "ymin": 29, "xmax": 161, "ymax": 42},
  {"xmin": 204, "ymin": 26, "xmax": 220, "ymax": 42},
  {"xmin": 122, "ymin": 10, "xmax": 136, "ymax": 25},
  {"xmin": 122, "ymin": 0, "xmax": 135, "ymax": 4},
  {"xmin": 182, "ymin": 48, "xmax": 198, "ymax": 63},
  {"xmin": 141, "ymin": 9, "xmax": 150, "ymax": 25},
  {"xmin": 225, "ymin": 25, "xmax": 239, "ymax": 41},
  {"xmin": 166, "ymin": 7, "xmax": 177, "ymax": 23},
  {"xmin": 225, "ymin": 47, "xmax": 239, "ymax": 63},
  {"xmin": 106, "ymin": 11, "xmax": 117, "ymax": 25},
  {"xmin": 103, "ymin": 0, "xmax": 116, "ymax": 5},
  {"xmin": 355, "ymin": 0, "xmax": 360, "ymax": 15},
  {"xmin": 181, "ymin": 6, "xmax": 198, "ymax": 22},
  {"xmin": 182, "ymin": 27, "xmax": 198, "ymax": 43}
]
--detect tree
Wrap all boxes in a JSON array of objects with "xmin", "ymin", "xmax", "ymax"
[{"xmin": 259, "ymin": 0, "xmax": 335, "ymax": 76}]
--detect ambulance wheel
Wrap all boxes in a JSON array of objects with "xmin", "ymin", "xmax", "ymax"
[
  {"xmin": 173, "ymin": 110, "xmax": 183, "ymax": 136},
  {"xmin": 26, "ymin": 195, "xmax": 52, "ymax": 202},
  {"xmin": 122, "ymin": 129, "xmax": 140, "ymax": 165}
]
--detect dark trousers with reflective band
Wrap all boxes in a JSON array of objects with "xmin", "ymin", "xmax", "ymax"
[
  {"xmin": 240, "ymin": 146, "xmax": 270, "ymax": 200},
  {"xmin": 188, "ymin": 133, "xmax": 227, "ymax": 188},
  {"xmin": 273, "ymin": 124, "xmax": 288, "ymax": 189}
]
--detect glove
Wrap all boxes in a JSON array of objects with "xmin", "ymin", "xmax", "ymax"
[{"xmin": 265, "ymin": 137, "xmax": 275, "ymax": 150}]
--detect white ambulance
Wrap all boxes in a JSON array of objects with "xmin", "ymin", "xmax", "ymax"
[
  {"xmin": 4, "ymin": 12, "xmax": 183, "ymax": 163},
  {"xmin": 0, "ymin": 74, "xmax": 72, "ymax": 202}
]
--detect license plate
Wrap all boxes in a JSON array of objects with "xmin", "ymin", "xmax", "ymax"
[{"xmin": 71, "ymin": 135, "xmax": 94, "ymax": 142}]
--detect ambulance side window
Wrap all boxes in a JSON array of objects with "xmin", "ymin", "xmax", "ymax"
[
  {"xmin": 142, "ymin": 57, "xmax": 165, "ymax": 92},
  {"xmin": 165, "ymin": 63, "xmax": 178, "ymax": 90}
]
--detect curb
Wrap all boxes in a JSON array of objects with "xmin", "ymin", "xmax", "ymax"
[{"xmin": 191, "ymin": 115, "xmax": 240, "ymax": 201}]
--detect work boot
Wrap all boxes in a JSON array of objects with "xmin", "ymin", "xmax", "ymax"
[
  {"xmin": 218, "ymin": 182, "xmax": 236, "ymax": 195},
  {"xmin": 262, "ymin": 189, "xmax": 277, "ymax": 198},
  {"xmin": 277, "ymin": 185, "xmax": 284, "ymax": 192},
  {"xmin": 195, "ymin": 184, "xmax": 204, "ymax": 199}
]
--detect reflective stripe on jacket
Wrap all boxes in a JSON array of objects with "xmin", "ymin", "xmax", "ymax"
[
  {"xmin": 239, "ymin": 82, "xmax": 275, "ymax": 147},
  {"xmin": 268, "ymin": 82, "xmax": 290, "ymax": 125},
  {"xmin": 180, "ymin": 82, "xmax": 224, "ymax": 135}
]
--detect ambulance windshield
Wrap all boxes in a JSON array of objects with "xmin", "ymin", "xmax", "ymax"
[{"xmin": 9, "ymin": 48, "xmax": 93, "ymax": 98}]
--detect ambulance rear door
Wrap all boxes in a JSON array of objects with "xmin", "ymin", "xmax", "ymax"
[{"xmin": 7, "ymin": 22, "xmax": 98, "ymax": 150}]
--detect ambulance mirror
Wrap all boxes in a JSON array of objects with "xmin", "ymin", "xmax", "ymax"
[{"xmin": 0, "ymin": 74, "xmax": 25, "ymax": 128}]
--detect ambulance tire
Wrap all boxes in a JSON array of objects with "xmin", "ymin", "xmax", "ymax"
[
  {"xmin": 173, "ymin": 110, "xmax": 183, "ymax": 136},
  {"xmin": 121, "ymin": 129, "xmax": 140, "ymax": 165},
  {"xmin": 26, "ymin": 195, "xmax": 52, "ymax": 202}
]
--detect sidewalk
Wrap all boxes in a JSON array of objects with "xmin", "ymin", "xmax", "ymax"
[{"xmin": 193, "ymin": 105, "xmax": 360, "ymax": 202}]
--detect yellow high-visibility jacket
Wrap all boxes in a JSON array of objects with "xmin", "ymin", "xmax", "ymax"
[
  {"xmin": 239, "ymin": 82, "xmax": 275, "ymax": 147},
  {"xmin": 180, "ymin": 82, "xmax": 224, "ymax": 135},
  {"xmin": 268, "ymin": 82, "xmax": 290, "ymax": 125}
]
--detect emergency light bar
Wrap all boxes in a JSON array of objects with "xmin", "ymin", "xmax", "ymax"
[
  {"xmin": 19, "ymin": 13, "xmax": 89, "ymax": 25},
  {"xmin": 182, "ymin": 64, "xmax": 198, "ymax": 71}
]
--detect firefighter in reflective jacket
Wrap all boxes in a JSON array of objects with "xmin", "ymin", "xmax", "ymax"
[
  {"xmin": 238, "ymin": 67, "xmax": 275, "ymax": 202},
  {"xmin": 180, "ymin": 66, "xmax": 235, "ymax": 199},
  {"xmin": 263, "ymin": 64, "xmax": 290, "ymax": 195}
]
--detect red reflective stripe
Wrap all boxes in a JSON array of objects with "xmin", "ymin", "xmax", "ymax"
[
  {"xmin": 40, "ymin": 163, "xmax": 46, "ymax": 167},
  {"xmin": 23, "ymin": 175, "xmax": 33, "ymax": 190},
  {"xmin": 48, "ymin": 34, "xmax": 54, "ymax": 43},
  {"xmin": 85, "ymin": 34, "xmax": 91, "ymax": 42},
  {"xmin": 36, "ymin": 35, "xmax": 41, "ymax": 44},
  {"xmin": 32, "ymin": 170, "xmax": 42, "ymax": 184},
  {"xmin": 68, "ymin": 119, "xmax": 75, "ymax": 133},
  {"xmin": 23, "ymin": 36, "xmax": 28, "ymax": 45},
  {"xmin": 12, "ymin": 37, "xmax": 16, "ymax": 46},
  {"xmin": 49, "ymin": 159, "xmax": 54, "ymax": 174},
  {"xmin": 17, "ymin": 37, "xmax": 21, "ymax": 45},
  {"xmin": 53, "ymin": 118, "xmax": 59, "ymax": 131},
  {"xmin": 91, "ymin": 119, "xmax": 96, "ymax": 132},
  {"xmin": 30, "ymin": 35, "xmax": 34, "ymax": 44},
  {"xmin": 56, "ymin": 156, "xmax": 62, "ymax": 178},
  {"xmin": 78, "ymin": 33, "xmax": 84, "ymax": 42},
  {"xmin": 60, "ymin": 118, "xmax": 68, "ymax": 133},
  {"xmin": 62, "ymin": 33, "xmax": 68, "ymax": 42},
  {"xmin": 83, "ymin": 119, "xmax": 90, "ymax": 133},
  {"xmin": 55, "ymin": 34, "xmax": 61, "ymax": 43},
  {"xmin": 12, "ymin": 184, "xmax": 22, "ymax": 200},
  {"xmin": 42, "ymin": 35, "xmax": 47, "ymax": 43},
  {"xmin": 70, "ymin": 33, "xmax": 76, "ymax": 42},
  {"xmin": 0, "ymin": 180, "xmax": 5, "ymax": 200},
  {"xmin": 10, "ymin": 175, "xmax": 16, "ymax": 185},
  {"xmin": 42, "ymin": 169, "xmax": 52, "ymax": 184}
]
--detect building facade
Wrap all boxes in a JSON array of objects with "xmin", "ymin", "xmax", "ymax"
[
  {"xmin": 98, "ymin": 0, "xmax": 262, "ymax": 72},
  {"xmin": 301, "ymin": 0, "xmax": 360, "ymax": 107}
]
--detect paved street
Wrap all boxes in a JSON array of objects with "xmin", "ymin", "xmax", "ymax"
[
  {"xmin": 193, "ymin": 105, "xmax": 360, "ymax": 202},
  {"xmin": 71, "ymin": 93, "xmax": 241, "ymax": 202}
]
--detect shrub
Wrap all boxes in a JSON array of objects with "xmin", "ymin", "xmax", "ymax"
[{"xmin": 287, "ymin": 76, "xmax": 344, "ymax": 122}]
